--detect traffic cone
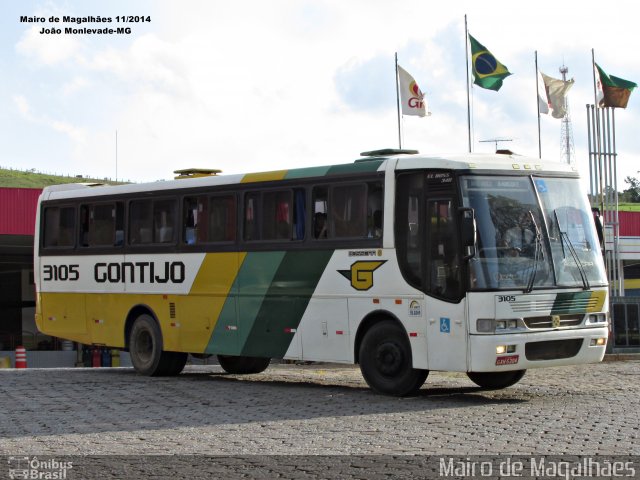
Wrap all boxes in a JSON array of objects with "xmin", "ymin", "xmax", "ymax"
[{"xmin": 15, "ymin": 346, "xmax": 27, "ymax": 369}]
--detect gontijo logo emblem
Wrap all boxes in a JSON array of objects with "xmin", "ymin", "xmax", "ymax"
[{"xmin": 338, "ymin": 260, "xmax": 386, "ymax": 291}]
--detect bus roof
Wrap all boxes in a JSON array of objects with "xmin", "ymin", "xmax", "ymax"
[{"xmin": 40, "ymin": 151, "xmax": 578, "ymax": 201}]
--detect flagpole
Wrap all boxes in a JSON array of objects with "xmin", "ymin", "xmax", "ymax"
[
  {"xmin": 395, "ymin": 52, "xmax": 402, "ymax": 149},
  {"xmin": 592, "ymin": 48, "xmax": 604, "ymax": 216},
  {"xmin": 535, "ymin": 51, "xmax": 542, "ymax": 159},
  {"xmin": 464, "ymin": 15, "xmax": 472, "ymax": 153}
]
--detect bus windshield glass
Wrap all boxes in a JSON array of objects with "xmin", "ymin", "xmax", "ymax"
[{"xmin": 460, "ymin": 175, "xmax": 607, "ymax": 290}]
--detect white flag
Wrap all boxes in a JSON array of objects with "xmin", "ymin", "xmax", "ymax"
[
  {"xmin": 539, "ymin": 71, "xmax": 574, "ymax": 119},
  {"xmin": 398, "ymin": 65, "xmax": 430, "ymax": 117},
  {"xmin": 594, "ymin": 64, "xmax": 605, "ymax": 107},
  {"xmin": 537, "ymin": 71, "xmax": 550, "ymax": 115}
]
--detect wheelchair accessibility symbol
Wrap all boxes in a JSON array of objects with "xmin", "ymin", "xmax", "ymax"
[{"xmin": 440, "ymin": 317, "xmax": 450, "ymax": 333}]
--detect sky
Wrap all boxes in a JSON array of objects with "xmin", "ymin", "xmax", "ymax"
[{"xmin": 2, "ymin": 0, "xmax": 639, "ymax": 190}]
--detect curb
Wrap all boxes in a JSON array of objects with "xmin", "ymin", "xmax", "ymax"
[{"xmin": 603, "ymin": 353, "xmax": 640, "ymax": 362}]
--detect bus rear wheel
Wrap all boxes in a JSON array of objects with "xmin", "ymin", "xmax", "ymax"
[
  {"xmin": 467, "ymin": 370, "xmax": 526, "ymax": 389},
  {"xmin": 129, "ymin": 314, "xmax": 187, "ymax": 376},
  {"xmin": 359, "ymin": 320, "xmax": 428, "ymax": 396},
  {"xmin": 218, "ymin": 355, "xmax": 271, "ymax": 374}
]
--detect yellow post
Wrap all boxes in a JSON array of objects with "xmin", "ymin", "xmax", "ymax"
[{"xmin": 111, "ymin": 349, "xmax": 120, "ymax": 367}]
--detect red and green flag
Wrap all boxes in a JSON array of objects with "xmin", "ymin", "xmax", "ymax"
[
  {"xmin": 595, "ymin": 63, "xmax": 637, "ymax": 108},
  {"xmin": 468, "ymin": 34, "xmax": 511, "ymax": 91}
]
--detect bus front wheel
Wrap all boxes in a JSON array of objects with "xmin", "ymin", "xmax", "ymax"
[
  {"xmin": 129, "ymin": 314, "xmax": 187, "ymax": 376},
  {"xmin": 467, "ymin": 370, "xmax": 526, "ymax": 389},
  {"xmin": 218, "ymin": 355, "xmax": 271, "ymax": 374},
  {"xmin": 359, "ymin": 320, "xmax": 428, "ymax": 396}
]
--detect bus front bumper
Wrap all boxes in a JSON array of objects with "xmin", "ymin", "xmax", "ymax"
[{"xmin": 468, "ymin": 326, "xmax": 609, "ymax": 372}]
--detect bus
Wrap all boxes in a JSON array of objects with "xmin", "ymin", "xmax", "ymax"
[{"xmin": 34, "ymin": 149, "xmax": 609, "ymax": 396}]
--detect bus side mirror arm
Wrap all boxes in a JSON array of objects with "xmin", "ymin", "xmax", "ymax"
[{"xmin": 459, "ymin": 207, "xmax": 477, "ymax": 260}]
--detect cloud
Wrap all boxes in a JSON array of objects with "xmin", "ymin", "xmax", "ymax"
[
  {"xmin": 13, "ymin": 95, "xmax": 31, "ymax": 118},
  {"xmin": 15, "ymin": 25, "xmax": 83, "ymax": 66},
  {"xmin": 87, "ymin": 34, "xmax": 188, "ymax": 96},
  {"xmin": 334, "ymin": 55, "xmax": 395, "ymax": 112},
  {"xmin": 62, "ymin": 76, "xmax": 90, "ymax": 96},
  {"xmin": 13, "ymin": 94, "xmax": 87, "ymax": 145}
]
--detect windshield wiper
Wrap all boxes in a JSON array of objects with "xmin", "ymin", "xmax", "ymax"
[
  {"xmin": 524, "ymin": 210, "xmax": 543, "ymax": 293},
  {"xmin": 553, "ymin": 209, "xmax": 590, "ymax": 290}
]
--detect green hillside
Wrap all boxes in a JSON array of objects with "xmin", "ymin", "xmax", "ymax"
[
  {"xmin": 619, "ymin": 203, "xmax": 640, "ymax": 212},
  {"xmin": 0, "ymin": 167, "xmax": 125, "ymax": 188}
]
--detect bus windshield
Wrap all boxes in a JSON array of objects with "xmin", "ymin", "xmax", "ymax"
[{"xmin": 460, "ymin": 175, "xmax": 607, "ymax": 290}]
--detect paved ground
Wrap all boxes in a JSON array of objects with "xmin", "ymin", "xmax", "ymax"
[{"xmin": 0, "ymin": 360, "xmax": 638, "ymax": 478}]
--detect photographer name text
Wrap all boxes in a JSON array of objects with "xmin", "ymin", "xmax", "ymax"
[{"xmin": 20, "ymin": 15, "xmax": 150, "ymax": 35}]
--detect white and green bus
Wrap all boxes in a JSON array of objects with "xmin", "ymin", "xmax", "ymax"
[{"xmin": 34, "ymin": 149, "xmax": 609, "ymax": 395}]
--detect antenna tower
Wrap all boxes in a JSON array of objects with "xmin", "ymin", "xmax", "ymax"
[{"xmin": 559, "ymin": 65, "xmax": 575, "ymax": 164}]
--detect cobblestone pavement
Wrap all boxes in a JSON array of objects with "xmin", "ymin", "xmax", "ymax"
[{"xmin": 0, "ymin": 361, "xmax": 638, "ymax": 478}]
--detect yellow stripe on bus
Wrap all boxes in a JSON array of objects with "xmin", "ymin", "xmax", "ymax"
[
  {"xmin": 241, "ymin": 170, "xmax": 288, "ymax": 183},
  {"xmin": 588, "ymin": 290, "xmax": 607, "ymax": 313},
  {"xmin": 178, "ymin": 252, "xmax": 245, "ymax": 352}
]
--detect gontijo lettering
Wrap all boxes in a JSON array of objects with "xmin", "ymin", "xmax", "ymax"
[{"xmin": 94, "ymin": 261, "xmax": 185, "ymax": 283}]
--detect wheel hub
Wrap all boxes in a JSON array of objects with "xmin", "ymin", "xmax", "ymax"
[{"xmin": 375, "ymin": 341, "xmax": 403, "ymax": 376}]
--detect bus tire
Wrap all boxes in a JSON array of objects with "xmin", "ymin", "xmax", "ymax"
[
  {"xmin": 129, "ymin": 314, "xmax": 176, "ymax": 377},
  {"xmin": 359, "ymin": 320, "xmax": 428, "ymax": 396},
  {"xmin": 217, "ymin": 355, "xmax": 271, "ymax": 374},
  {"xmin": 467, "ymin": 370, "xmax": 526, "ymax": 389},
  {"xmin": 162, "ymin": 352, "xmax": 188, "ymax": 376}
]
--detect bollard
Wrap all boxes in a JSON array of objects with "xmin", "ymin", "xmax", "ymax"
[
  {"xmin": 15, "ymin": 346, "xmax": 27, "ymax": 369},
  {"xmin": 111, "ymin": 349, "xmax": 120, "ymax": 367},
  {"xmin": 92, "ymin": 347, "xmax": 101, "ymax": 367},
  {"xmin": 101, "ymin": 348, "xmax": 111, "ymax": 367}
]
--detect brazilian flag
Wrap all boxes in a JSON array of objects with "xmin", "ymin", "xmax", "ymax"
[{"xmin": 469, "ymin": 34, "xmax": 511, "ymax": 91}]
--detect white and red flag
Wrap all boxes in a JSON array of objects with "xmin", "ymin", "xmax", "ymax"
[{"xmin": 398, "ymin": 65, "xmax": 430, "ymax": 117}]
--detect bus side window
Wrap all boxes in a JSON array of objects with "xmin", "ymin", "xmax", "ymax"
[
  {"xmin": 153, "ymin": 199, "xmax": 176, "ymax": 243},
  {"xmin": 184, "ymin": 196, "xmax": 207, "ymax": 245},
  {"xmin": 244, "ymin": 193, "xmax": 259, "ymax": 241},
  {"xmin": 129, "ymin": 200, "xmax": 153, "ymax": 245},
  {"xmin": 331, "ymin": 184, "xmax": 366, "ymax": 238},
  {"xmin": 262, "ymin": 190, "xmax": 292, "ymax": 240},
  {"xmin": 210, "ymin": 195, "xmax": 236, "ymax": 242},
  {"xmin": 367, "ymin": 181, "xmax": 383, "ymax": 238},
  {"xmin": 80, "ymin": 203, "xmax": 122, "ymax": 247},
  {"xmin": 43, "ymin": 206, "xmax": 76, "ymax": 248},
  {"xmin": 293, "ymin": 188, "xmax": 305, "ymax": 241},
  {"xmin": 312, "ymin": 187, "xmax": 328, "ymax": 239}
]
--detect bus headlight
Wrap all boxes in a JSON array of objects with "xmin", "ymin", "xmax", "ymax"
[
  {"xmin": 477, "ymin": 319, "xmax": 521, "ymax": 332},
  {"xmin": 588, "ymin": 313, "xmax": 607, "ymax": 324},
  {"xmin": 496, "ymin": 345, "xmax": 516, "ymax": 354},
  {"xmin": 590, "ymin": 338, "xmax": 606, "ymax": 346}
]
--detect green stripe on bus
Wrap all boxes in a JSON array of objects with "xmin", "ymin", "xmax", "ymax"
[
  {"xmin": 240, "ymin": 250, "xmax": 334, "ymax": 358},
  {"xmin": 550, "ymin": 291, "xmax": 597, "ymax": 315},
  {"xmin": 205, "ymin": 251, "xmax": 285, "ymax": 355},
  {"xmin": 326, "ymin": 160, "xmax": 384, "ymax": 176},
  {"xmin": 284, "ymin": 166, "xmax": 332, "ymax": 179}
]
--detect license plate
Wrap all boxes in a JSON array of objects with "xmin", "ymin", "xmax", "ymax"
[{"xmin": 496, "ymin": 355, "xmax": 519, "ymax": 366}]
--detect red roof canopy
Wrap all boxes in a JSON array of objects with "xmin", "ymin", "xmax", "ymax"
[{"xmin": 0, "ymin": 188, "xmax": 42, "ymax": 236}]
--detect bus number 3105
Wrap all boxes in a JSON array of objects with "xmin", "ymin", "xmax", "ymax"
[{"xmin": 43, "ymin": 264, "xmax": 80, "ymax": 281}]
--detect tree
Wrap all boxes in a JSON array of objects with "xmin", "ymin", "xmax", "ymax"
[{"xmin": 623, "ymin": 174, "xmax": 640, "ymax": 202}]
